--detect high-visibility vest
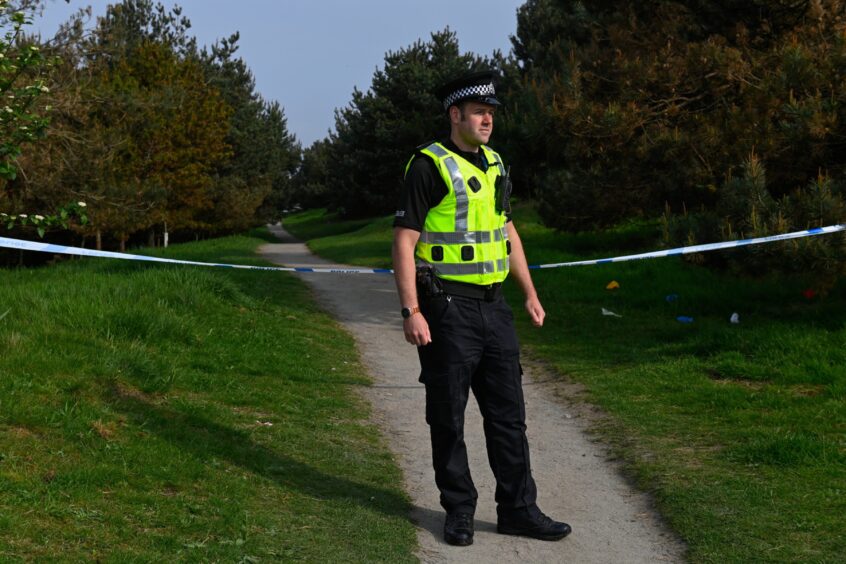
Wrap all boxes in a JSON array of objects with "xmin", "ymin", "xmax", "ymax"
[{"xmin": 407, "ymin": 142, "xmax": 510, "ymax": 286}]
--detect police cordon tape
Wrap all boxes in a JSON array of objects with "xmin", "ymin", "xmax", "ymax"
[
  {"xmin": 0, "ymin": 235, "xmax": 391, "ymax": 274},
  {"xmin": 528, "ymin": 224, "xmax": 846, "ymax": 269},
  {"xmin": 0, "ymin": 224, "xmax": 844, "ymax": 274}
]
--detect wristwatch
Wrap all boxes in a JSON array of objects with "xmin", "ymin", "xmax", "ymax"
[{"xmin": 401, "ymin": 306, "xmax": 420, "ymax": 319}]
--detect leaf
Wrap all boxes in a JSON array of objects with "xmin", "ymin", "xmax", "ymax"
[{"xmin": 0, "ymin": 162, "xmax": 17, "ymax": 180}]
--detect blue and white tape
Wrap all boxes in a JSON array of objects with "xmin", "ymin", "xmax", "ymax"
[
  {"xmin": 0, "ymin": 236, "xmax": 392, "ymax": 274},
  {"xmin": 1, "ymin": 224, "xmax": 843, "ymax": 274},
  {"xmin": 529, "ymin": 224, "xmax": 846, "ymax": 269}
]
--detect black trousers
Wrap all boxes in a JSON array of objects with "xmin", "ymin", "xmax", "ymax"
[{"xmin": 417, "ymin": 292, "xmax": 540, "ymax": 519}]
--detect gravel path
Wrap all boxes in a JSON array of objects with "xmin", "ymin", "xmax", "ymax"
[{"xmin": 259, "ymin": 226, "xmax": 686, "ymax": 563}]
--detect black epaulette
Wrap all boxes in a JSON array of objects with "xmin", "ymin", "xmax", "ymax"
[
  {"xmin": 404, "ymin": 141, "xmax": 436, "ymax": 178},
  {"xmin": 407, "ymin": 141, "xmax": 439, "ymax": 168}
]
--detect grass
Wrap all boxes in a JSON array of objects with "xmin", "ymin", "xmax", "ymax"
[
  {"xmin": 284, "ymin": 205, "xmax": 846, "ymax": 563},
  {"xmin": 0, "ymin": 230, "xmax": 416, "ymax": 562},
  {"xmin": 284, "ymin": 208, "xmax": 395, "ymax": 269}
]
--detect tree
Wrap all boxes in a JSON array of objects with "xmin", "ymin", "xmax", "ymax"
[
  {"xmin": 503, "ymin": 0, "xmax": 845, "ymax": 277},
  {"xmin": 20, "ymin": 5, "xmax": 231, "ymax": 250},
  {"xmin": 0, "ymin": 0, "xmax": 93, "ymax": 247},
  {"xmin": 0, "ymin": 0, "xmax": 52, "ymax": 186},
  {"xmin": 12, "ymin": 0, "xmax": 299, "ymax": 249},
  {"xmin": 323, "ymin": 29, "xmax": 489, "ymax": 217},
  {"xmin": 290, "ymin": 138, "xmax": 330, "ymax": 210},
  {"xmin": 199, "ymin": 36, "xmax": 300, "ymax": 231}
]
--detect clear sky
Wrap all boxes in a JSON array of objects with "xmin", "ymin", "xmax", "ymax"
[{"xmin": 33, "ymin": 0, "xmax": 524, "ymax": 146}]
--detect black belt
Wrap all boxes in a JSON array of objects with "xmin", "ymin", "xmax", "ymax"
[{"xmin": 439, "ymin": 279, "xmax": 502, "ymax": 301}]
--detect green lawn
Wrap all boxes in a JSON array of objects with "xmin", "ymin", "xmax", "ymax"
[
  {"xmin": 285, "ymin": 206, "xmax": 846, "ymax": 563},
  {"xmin": 0, "ymin": 230, "xmax": 416, "ymax": 562}
]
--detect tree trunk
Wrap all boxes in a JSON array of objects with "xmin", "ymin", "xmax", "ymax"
[
  {"xmin": 164, "ymin": 222, "xmax": 169, "ymax": 248},
  {"xmin": 119, "ymin": 235, "xmax": 126, "ymax": 253},
  {"xmin": 96, "ymin": 230, "xmax": 102, "ymax": 251},
  {"xmin": 147, "ymin": 229, "xmax": 155, "ymax": 248}
]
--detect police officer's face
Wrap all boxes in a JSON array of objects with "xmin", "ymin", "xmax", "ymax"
[{"xmin": 454, "ymin": 101, "xmax": 495, "ymax": 147}]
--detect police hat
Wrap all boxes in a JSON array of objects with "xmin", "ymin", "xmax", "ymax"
[{"xmin": 436, "ymin": 70, "xmax": 501, "ymax": 112}]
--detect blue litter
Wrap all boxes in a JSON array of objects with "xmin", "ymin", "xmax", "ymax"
[
  {"xmin": 676, "ymin": 316, "xmax": 694, "ymax": 323},
  {"xmin": 665, "ymin": 293, "xmax": 679, "ymax": 303}
]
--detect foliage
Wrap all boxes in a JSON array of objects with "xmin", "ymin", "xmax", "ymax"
[
  {"xmin": 503, "ymin": 0, "xmax": 846, "ymax": 276},
  {"xmin": 91, "ymin": 40, "xmax": 230, "ymax": 242},
  {"xmin": 5, "ymin": 0, "xmax": 300, "ymax": 251},
  {"xmin": 665, "ymin": 152, "xmax": 846, "ymax": 279},
  {"xmin": 289, "ymin": 139, "xmax": 331, "ymax": 210},
  {"xmin": 302, "ymin": 29, "xmax": 490, "ymax": 217},
  {"xmin": 199, "ymin": 35, "xmax": 300, "ymax": 231},
  {"xmin": 0, "ymin": 0, "xmax": 52, "ymax": 188},
  {"xmin": 2, "ymin": 200, "xmax": 87, "ymax": 238}
]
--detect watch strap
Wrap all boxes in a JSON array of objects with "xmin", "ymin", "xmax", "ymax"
[{"xmin": 401, "ymin": 305, "xmax": 421, "ymax": 319}]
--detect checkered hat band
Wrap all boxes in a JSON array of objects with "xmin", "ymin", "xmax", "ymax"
[{"xmin": 443, "ymin": 83, "xmax": 496, "ymax": 109}]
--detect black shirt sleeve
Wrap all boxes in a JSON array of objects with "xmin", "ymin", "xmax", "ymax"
[{"xmin": 393, "ymin": 155, "xmax": 447, "ymax": 232}]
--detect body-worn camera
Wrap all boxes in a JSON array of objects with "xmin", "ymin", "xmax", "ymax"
[{"xmin": 495, "ymin": 165, "xmax": 512, "ymax": 215}]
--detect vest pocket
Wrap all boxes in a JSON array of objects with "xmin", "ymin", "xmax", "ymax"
[
  {"xmin": 431, "ymin": 246, "xmax": 444, "ymax": 261},
  {"xmin": 461, "ymin": 245, "xmax": 474, "ymax": 261}
]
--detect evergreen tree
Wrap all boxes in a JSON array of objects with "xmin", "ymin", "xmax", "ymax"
[
  {"xmin": 322, "ymin": 29, "xmax": 488, "ymax": 217},
  {"xmin": 290, "ymin": 139, "xmax": 330, "ymax": 210},
  {"xmin": 504, "ymin": 0, "xmax": 845, "ymax": 277},
  {"xmin": 200, "ymin": 36, "xmax": 300, "ymax": 231}
]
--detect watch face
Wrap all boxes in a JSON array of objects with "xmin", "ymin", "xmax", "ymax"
[{"xmin": 401, "ymin": 307, "xmax": 411, "ymax": 319}]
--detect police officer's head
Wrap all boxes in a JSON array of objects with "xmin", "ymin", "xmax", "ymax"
[{"xmin": 437, "ymin": 70, "xmax": 501, "ymax": 149}]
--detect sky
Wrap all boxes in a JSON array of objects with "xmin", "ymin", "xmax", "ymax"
[{"xmin": 32, "ymin": 0, "xmax": 525, "ymax": 146}]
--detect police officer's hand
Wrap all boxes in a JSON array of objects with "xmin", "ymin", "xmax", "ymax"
[
  {"xmin": 403, "ymin": 313, "xmax": 432, "ymax": 346},
  {"xmin": 525, "ymin": 295, "xmax": 545, "ymax": 327}
]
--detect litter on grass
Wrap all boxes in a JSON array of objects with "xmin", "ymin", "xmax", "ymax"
[{"xmin": 602, "ymin": 308, "xmax": 623, "ymax": 318}]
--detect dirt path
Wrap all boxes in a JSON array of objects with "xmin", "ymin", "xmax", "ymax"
[{"xmin": 259, "ymin": 226, "xmax": 686, "ymax": 563}]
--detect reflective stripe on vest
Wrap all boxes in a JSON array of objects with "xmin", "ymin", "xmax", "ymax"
[
  {"xmin": 425, "ymin": 144, "xmax": 469, "ymax": 231},
  {"xmin": 419, "ymin": 257, "xmax": 510, "ymax": 276},
  {"xmin": 488, "ymin": 149, "xmax": 505, "ymax": 176},
  {"xmin": 419, "ymin": 226, "xmax": 508, "ymax": 245}
]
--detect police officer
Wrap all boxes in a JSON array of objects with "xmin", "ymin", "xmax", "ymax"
[{"xmin": 392, "ymin": 71, "xmax": 571, "ymax": 547}]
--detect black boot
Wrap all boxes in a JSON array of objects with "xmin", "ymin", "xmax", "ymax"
[
  {"xmin": 444, "ymin": 512, "xmax": 474, "ymax": 546},
  {"xmin": 497, "ymin": 511, "xmax": 571, "ymax": 541}
]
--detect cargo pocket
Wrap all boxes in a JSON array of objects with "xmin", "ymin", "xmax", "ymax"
[{"xmin": 419, "ymin": 364, "xmax": 471, "ymax": 429}]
